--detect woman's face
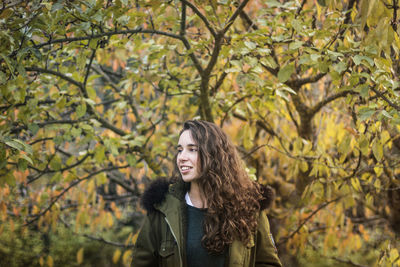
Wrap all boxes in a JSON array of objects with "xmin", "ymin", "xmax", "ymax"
[{"xmin": 177, "ymin": 130, "xmax": 200, "ymax": 183}]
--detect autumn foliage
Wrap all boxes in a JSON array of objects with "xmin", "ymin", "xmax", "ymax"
[{"xmin": 1, "ymin": 0, "xmax": 400, "ymax": 266}]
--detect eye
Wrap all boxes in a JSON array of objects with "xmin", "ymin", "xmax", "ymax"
[
  {"xmin": 177, "ymin": 147, "xmax": 183, "ymax": 153},
  {"xmin": 189, "ymin": 148, "xmax": 198, "ymax": 152}
]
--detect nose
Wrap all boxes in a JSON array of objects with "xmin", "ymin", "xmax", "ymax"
[{"xmin": 177, "ymin": 150, "xmax": 188, "ymax": 162}]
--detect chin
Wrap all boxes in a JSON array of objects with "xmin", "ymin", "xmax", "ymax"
[{"xmin": 181, "ymin": 175, "xmax": 198, "ymax": 183}]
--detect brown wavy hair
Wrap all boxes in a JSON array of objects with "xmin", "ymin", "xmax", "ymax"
[{"xmin": 174, "ymin": 120, "xmax": 263, "ymax": 254}]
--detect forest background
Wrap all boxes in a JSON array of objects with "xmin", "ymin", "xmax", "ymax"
[{"xmin": 1, "ymin": 0, "xmax": 400, "ymax": 266}]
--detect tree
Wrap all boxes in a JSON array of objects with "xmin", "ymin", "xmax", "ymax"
[{"xmin": 1, "ymin": 0, "xmax": 399, "ymax": 266}]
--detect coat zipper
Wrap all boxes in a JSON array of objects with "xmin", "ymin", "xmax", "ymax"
[{"xmin": 164, "ymin": 217, "xmax": 183, "ymax": 267}]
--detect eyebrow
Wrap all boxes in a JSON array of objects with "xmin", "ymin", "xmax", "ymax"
[{"xmin": 176, "ymin": 144, "xmax": 198, "ymax": 148}]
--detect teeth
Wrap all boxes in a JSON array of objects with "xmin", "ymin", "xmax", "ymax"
[{"xmin": 181, "ymin": 166, "xmax": 190, "ymax": 170}]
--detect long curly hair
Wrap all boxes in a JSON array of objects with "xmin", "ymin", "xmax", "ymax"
[{"xmin": 173, "ymin": 120, "xmax": 263, "ymax": 254}]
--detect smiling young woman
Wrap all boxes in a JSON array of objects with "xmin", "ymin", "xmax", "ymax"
[{"xmin": 131, "ymin": 120, "xmax": 282, "ymax": 267}]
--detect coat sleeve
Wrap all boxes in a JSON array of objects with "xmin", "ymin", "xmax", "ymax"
[
  {"xmin": 255, "ymin": 211, "xmax": 282, "ymax": 267},
  {"xmin": 131, "ymin": 213, "xmax": 160, "ymax": 267}
]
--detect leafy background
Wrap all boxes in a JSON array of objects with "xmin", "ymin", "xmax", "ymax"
[{"xmin": 1, "ymin": 0, "xmax": 399, "ymax": 266}]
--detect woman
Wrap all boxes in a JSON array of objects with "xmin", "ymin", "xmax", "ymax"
[{"xmin": 132, "ymin": 120, "xmax": 282, "ymax": 267}]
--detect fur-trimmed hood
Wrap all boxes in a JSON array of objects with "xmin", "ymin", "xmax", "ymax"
[{"xmin": 140, "ymin": 177, "xmax": 275, "ymax": 213}]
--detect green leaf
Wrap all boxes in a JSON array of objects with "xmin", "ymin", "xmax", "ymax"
[
  {"xmin": 289, "ymin": 41, "xmax": 303, "ymax": 50},
  {"xmin": 244, "ymin": 41, "xmax": 257, "ymax": 50},
  {"xmin": 126, "ymin": 154, "xmax": 137, "ymax": 166},
  {"xmin": 266, "ymin": 0, "xmax": 283, "ymax": 7},
  {"xmin": 51, "ymin": 2, "xmax": 64, "ymax": 12},
  {"xmin": 359, "ymin": 84, "xmax": 369, "ymax": 98},
  {"xmin": 358, "ymin": 107, "xmax": 375, "ymax": 121},
  {"xmin": 4, "ymin": 172, "xmax": 16, "ymax": 186},
  {"xmin": 352, "ymin": 55, "xmax": 374, "ymax": 66},
  {"xmin": 28, "ymin": 123, "xmax": 40, "ymax": 135},
  {"xmin": 277, "ymin": 63, "xmax": 295, "ymax": 83},
  {"xmin": 4, "ymin": 139, "xmax": 33, "ymax": 154},
  {"xmin": 333, "ymin": 62, "xmax": 347, "ymax": 74},
  {"xmin": 87, "ymin": 87, "xmax": 97, "ymax": 100},
  {"xmin": 94, "ymin": 146, "xmax": 106, "ymax": 163},
  {"xmin": 50, "ymin": 172, "xmax": 63, "ymax": 183},
  {"xmin": 358, "ymin": 134, "xmax": 369, "ymax": 155},
  {"xmin": 76, "ymin": 103, "xmax": 87, "ymax": 118},
  {"xmin": 372, "ymin": 138, "xmax": 383, "ymax": 161},
  {"xmin": 17, "ymin": 158, "xmax": 28, "ymax": 171},
  {"xmin": 21, "ymin": 154, "xmax": 33, "ymax": 165},
  {"xmin": 260, "ymin": 57, "xmax": 278, "ymax": 69},
  {"xmin": 50, "ymin": 156, "xmax": 62, "ymax": 170}
]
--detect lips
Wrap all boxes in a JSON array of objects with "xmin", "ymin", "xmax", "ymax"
[{"xmin": 180, "ymin": 165, "xmax": 192, "ymax": 174}]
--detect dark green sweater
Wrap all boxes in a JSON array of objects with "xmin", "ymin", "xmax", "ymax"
[{"xmin": 186, "ymin": 204, "xmax": 227, "ymax": 267}]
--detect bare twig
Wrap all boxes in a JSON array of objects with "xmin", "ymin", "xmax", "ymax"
[
  {"xmin": 278, "ymin": 196, "xmax": 344, "ymax": 245},
  {"xmin": 59, "ymin": 217, "xmax": 134, "ymax": 248},
  {"xmin": 25, "ymin": 165, "xmax": 129, "ymax": 225}
]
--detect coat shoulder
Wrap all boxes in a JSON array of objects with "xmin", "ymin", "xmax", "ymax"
[
  {"xmin": 140, "ymin": 177, "xmax": 171, "ymax": 212},
  {"xmin": 259, "ymin": 184, "xmax": 275, "ymax": 210}
]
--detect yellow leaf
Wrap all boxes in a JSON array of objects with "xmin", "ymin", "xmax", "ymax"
[
  {"xmin": 299, "ymin": 161, "xmax": 308, "ymax": 172},
  {"xmin": 113, "ymin": 249, "xmax": 121, "ymax": 264},
  {"xmin": 390, "ymin": 248, "xmax": 399, "ymax": 263},
  {"xmin": 354, "ymin": 234, "xmax": 362, "ymax": 250},
  {"xmin": 132, "ymin": 231, "xmax": 139, "ymax": 244},
  {"xmin": 39, "ymin": 257, "xmax": 44, "ymax": 266},
  {"xmin": 87, "ymin": 179, "xmax": 95, "ymax": 196},
  {"xmin": 122, "ymin": 250, "xmax": 132, "ymax": 266},
  {"xmin": 47, "ymin": 255, "xmax": 53, "ymax": 267},
  {"xmin": 107, "ymin": 212, "xmax": 114, "ymax": 227},
  {"xmin": 374, "ymin": 179, "xmax": 381, "ymax": 193},
  {"xmin": 77, "ymin": 247, "xmax": 84, "ymax": 264},
  {"xmin": 374, "ymin": 166, "xmax": 383, "ymax": 177},
  {"xmin": 351, "ymin": 178, "xmax": 362, "ymax": 192}
]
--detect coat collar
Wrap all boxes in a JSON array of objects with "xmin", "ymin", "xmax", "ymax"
[{"xmin": 140, "ymin": 177, "xmax": 274, "ymax": 213}]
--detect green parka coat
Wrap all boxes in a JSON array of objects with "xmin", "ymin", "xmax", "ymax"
[{"xmin": 131, "ymin": 179, "xmax": 282, "ymax": 267}]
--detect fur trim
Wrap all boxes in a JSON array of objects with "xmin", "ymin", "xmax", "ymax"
[
  {"xmin": 140, "ymin": 178, "xmax": 275, "ymax": 212},
  {"xmin": 140, "ymin": 177, "xmax": 171, "ymax": 212},
  {"xmin": 260, "ymin": 184, "xmax": 275, "ymax": 210}
]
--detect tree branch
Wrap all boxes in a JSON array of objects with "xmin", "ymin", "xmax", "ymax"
[
  {"xmin": 296, "ymin": 0, "xmax": 307, "ymax": 15},
  {"xmin": 25, "ymin": 66, "xmax": 129, "ymax": 136},
  {"xmin": 83, "ymin": 48, "xmax": 97, "ymax": 89},
  {"xmin": 287, "ymin": 72, "xmax": 327, "ymax": 89},
  {"xmin": 107, "ymin": 173, "xmax": 136, "ymax": 194},
  {"xmin": 10, "ymin": 119, "xmax": 86, "ymax": 134},
  {"xmin": 25, "ymin": 67, "xmax": 83, "ymax": 89},
  {"xmin": 222, "ymin": 0, "xmax": 251, "ymax": 35},
  {"xmin": 370, "ymin": 86, "xmax": 400, "ymax": 111},
  {"xmin": 27, "ymin": 153, "xmax": 92, "ymax": 184},
  {"xmin": 391, "ymin": 0, "xmax": 398, "ymax": 33},
  {"xmin": 278, "ymin": 196, "xmax": 344, "ymax": 245},
  {"xmin": 324, "ymin": 0, "xmax": 359, "ymax": 49},
  {"xmin": 25, "ymin": 165, "xmax": 129, "ymax": 225},
  {"xmin": 59, "ymin": 217, "xmax": 134, "ymax": 248},
  {"xmin": 181, "ymin": 0, "xmax": 217, "ymax": 37},
  {"xmin": 310, "ymin": 90, "xmax": 358, "ymax": 116},
  {"xmin": 31, "ymin": 28, "xmax": 182, "ymax": 50},
  {"xmin": 180, "ymin": 1, "xmax": 187, "ymax": 36}
]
